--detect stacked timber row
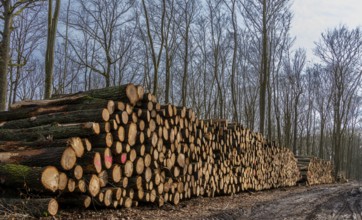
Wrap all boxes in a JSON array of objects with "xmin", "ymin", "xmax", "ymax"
[
  {"xmin": 0, "ymin": 83, "xmax": 300, "ymax": 216},
  {"xmin": 296, "ymin": 156, "xmax": 334, "ymax": 185},
  {"xmin": 0, "ymin": 84, "xmax": 140, "ymax": 216}
]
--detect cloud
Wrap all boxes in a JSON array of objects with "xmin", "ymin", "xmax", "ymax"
[{"xmin": 290, "ymin": 0, "xmax": 362, "ymax": 60}]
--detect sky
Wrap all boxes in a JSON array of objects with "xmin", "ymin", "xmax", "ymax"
[{"xmin": 290, "ymin": 0, "xmax": 362, "ymax": 60}]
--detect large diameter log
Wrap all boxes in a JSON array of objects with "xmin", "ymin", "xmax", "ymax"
[
  {"xmin": 0, "ymin": 198, "xmax": 58, "ymax": 216},
  {"xmin": 0, "ymin": 98, "xmax": 110, "ymax": 122},
  {"xmin": 0, "ymin": 147, "xmax": 77, "ymax": 171},
  {"xmin": 41, "ymin": 84, "xmax": 139, "ymax": 107},
  {"xmin": 76, "ymin": 84, "xmax": 139, "ymax": 105},
  {"xmin": 0, "ymin": 108, "xmax": 110, "ymax": 129},
  {"xmin": 0, "ymin": 164, "xmax": 59, "ymax": 192},
  {"xmin": 10, "ymin": 93, "xmax": 103, "ymax": 110},
  {"xmin": 0, "ymin": 122, "xmax": 100, "ymax": 141}
]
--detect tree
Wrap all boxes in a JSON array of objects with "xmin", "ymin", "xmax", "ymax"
[
  {"xmin": 44, "ymin": 0, "xmax": 60, "ymax": 99},
  {"xmin": 68, "ymin": 0, "xmax": 135, "ymax": 88},
  {"xmin": 162, "ymin": 0, "xmax": 178, "ymax": 103},
  {"xmin": 223, "ymin": 0, "xmax": 238, "ymax": 122},
  {"xmin": 0, "ymin": 0, "xmax": 41, "ymax": 110},
  {"xmin": 240, "ymin": 0, "xmax": 292, "ymax": 136},
  {"xmin": 282, "ymin": 48, "xmax": 306, "ymax": 154},
  {"xmin": 314, "ymin": 25, "xmax": 362, "ymax": 176},
  {"xmin": 141, "ymin": 0, "xmax": 166, "ymax": 96},
  {"xmin": 8, "ymin": 4, "xmax": 45, "ymax": 106}
]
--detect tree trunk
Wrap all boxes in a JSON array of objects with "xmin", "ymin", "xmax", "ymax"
[
  {"xmin": 44, "ymin": 0, "xmax": 61, "ymax": 99},
  {"xmin": 0, "ymin": 1, "xmax": 12, "ymax": 110},
  {"xmin": 259, "ymin": 0, "xmax": 268, "ymax": 135},
  {"xmin": 230, "ymin": 0, "xmax": 238, "ymax": 122}
]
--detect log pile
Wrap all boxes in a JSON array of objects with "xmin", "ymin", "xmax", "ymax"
[
  {"xmin": 296, "ymin": 156, "xmax": 334, "ymax": 185},
  {"xmin": 0, "ymin": 83, "xmax": 301, "ymax": 216}
]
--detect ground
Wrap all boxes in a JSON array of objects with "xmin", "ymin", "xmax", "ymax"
[{"xmin": 1, "ymin": 181, "xmax": 362, "ymax": 219}]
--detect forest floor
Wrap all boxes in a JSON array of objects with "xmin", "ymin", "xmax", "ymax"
[{"xmin": 1, "ymin": 181, "xmax": 362, "ymax": 220}]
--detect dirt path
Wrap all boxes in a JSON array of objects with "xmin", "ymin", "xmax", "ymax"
[
  {"xmin": 205, "ymin": 181, "xmax": 362, "ymax": 220},
  {"xmin": 1, "ymin": 181, "xmax": 361, "ymax": 219}
]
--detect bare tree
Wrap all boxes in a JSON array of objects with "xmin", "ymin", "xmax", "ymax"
[
  {"xmin": 240, "ymin": 0, "xmax": 292, "ymax": 136},
  {"xmin": 68, "ymin": 0, "xmax": 135, "ymax": 88},
  {"xmin": 282, "ymin": 48, "xmax": 306, "ymax": 153},
  {"xmin": 162, "ymin": 0, "xmax": 178, "ymax": 103},
  {"xmin": 314, "ymin": 25, "xmax": 362, "ymax": 175},
  {"xmin": 0, "ymin": 0, "xmax": 41, "ymax": 110},
  {"xmin": 223, "ymin": 0, "xmax": 238, "ymax": 121},
  {"xmin": 8, "ymin": 5, "xmax": 45, "ymax": 106}
]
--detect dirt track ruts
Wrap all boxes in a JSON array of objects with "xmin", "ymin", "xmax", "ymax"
[
  {"xmin": 1, "ymin": 182, "xmax": 361, "ymax": 219},
  {"xmin": 205, "ymin": 181, "xmax": 362, "ymax": 220}
]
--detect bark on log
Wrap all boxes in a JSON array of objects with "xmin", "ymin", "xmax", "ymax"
[
  {"xmin": 47, "ymin": 84, "xmax": 139, "ymax": 107},
  {"xmin": 0, "ymin": 98, "xmax": 109, "ymax": 122},
  {"xmin": 0, "ymin": 164, "xmax": 59, "ymax": 192},
  {"xmin": 0, "ymin": 137, "xmax": 84, "ymax": 157},
  {"xmin": 0, "ymin": 122, "xmax": 100, "ymax": 141},
  {"xmin": 0, "ymin": 108, "xmax": 109, "ymax": 129},
  {"xmin": 0, "ymin": 147, "xmax": 77, "ymax": 171}
]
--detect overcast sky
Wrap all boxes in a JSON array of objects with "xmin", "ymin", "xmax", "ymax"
[{"xmin": 290, "ymin": 0, "xmax": 362, "ymax": 60}]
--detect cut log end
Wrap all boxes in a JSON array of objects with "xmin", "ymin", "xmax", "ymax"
[
  {"xmin": 102, "ymin": 108, "xmax": 110, "ymax": 121},
  {"xmin": 47, "ymin": 198, "xmax": 59, "ymax": 216},
  {"xmin": 58, "ymin": 172, "xmax": 68, "ymax": 191},
  {"xmin": 125, "ymin": 84, "xmax": 139, "ymax": 106},
  {"xmin": 127, "ymin": 123, "xmax": 137, "ymax": 146},
  {"xmin": 94, "ymin": 152, "xmax": 103, "ymax": 174},
  {"xmin": 88, "ymin": 174, "xmax": 100, "ymax": 197},
  {"xmin": 61, "ymin": 147, "xmax": 77, "ymax": 171},
  {"xmin": 74, "ymin": 165, "xmax": 83, "ymax": 180},
  {"xmin": 69, "ymin": 137, "xmax": 84, "ymax": 158},
  {"xmin": 83, "ymin": 138, "xmax": 92, "ymax": 152},
  {"xmin": 41, "ymin": 166, "xmax": 59, "ymax": 192}
]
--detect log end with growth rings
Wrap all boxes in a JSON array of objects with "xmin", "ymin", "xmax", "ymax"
[
  {"xmin": 47, "ymin": 198, "xmax": 59, "ymax": 216},
  {"xmin": 61, "ymin": 147, "xmax": 77, "ymax": 171},
  {"xmin": 41, "ymin": 166, "xmax": 59, "ymax": 192},
  {"xmin": 125, "ymin": 84, "xmax": 139, "ymax": 106}
]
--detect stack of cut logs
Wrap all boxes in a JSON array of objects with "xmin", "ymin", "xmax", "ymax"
[
  {"xmin": 0, "ymin": 83, "xmax": 301, "ymax": 216},
  {"xmin": 296, "ymin": 156, "xmax": 334, "ymax": 185}
]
